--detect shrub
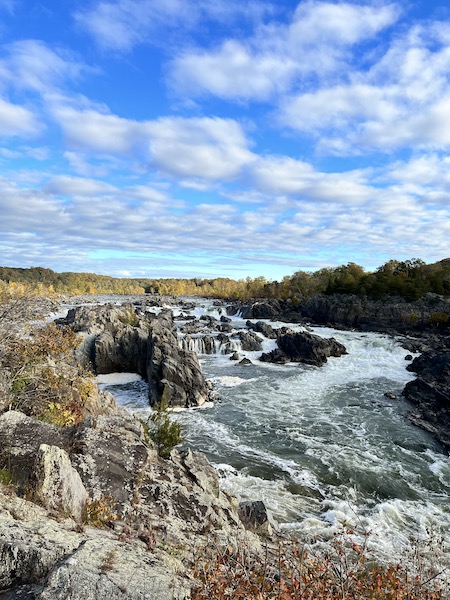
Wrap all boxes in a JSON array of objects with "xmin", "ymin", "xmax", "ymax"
[
  {"xmin": 148, "ymin": 397, "xmax": 183, "ymax": 458},
  {"xmin": 192, "ymin": 533, "xmax": 449, "ymax": 600},
  {"xmin": 83, "ymin": 495, "xmax": 118, "ymax": 528},
  {"xmin": 1, "ymin": 321, "xmax": 96, "ymax": 426},
  {"xmin": 428, "ymin": 311, "xmax": 449, "ymax": 327},
  {"xmin": 0, "ymin": 467, "xmax": 13, "ymax": 487}
]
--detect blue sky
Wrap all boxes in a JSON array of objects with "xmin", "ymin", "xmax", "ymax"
[{"xmin": 1, "ymin": 0, "xmax": 450, "ymax": 280}]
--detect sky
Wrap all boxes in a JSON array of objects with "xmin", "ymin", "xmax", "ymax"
[{"xmin": 1, "ymin": 0, "xmax": 450, "ymax": 280}]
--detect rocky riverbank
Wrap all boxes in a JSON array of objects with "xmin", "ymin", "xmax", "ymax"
[
  {"xmin": 0, "ymin": 392, "xmax": 266, "ymax": 598},
  {"xmin": 0, "ymin": 296, "xmax": 285, "ymax": 598}
]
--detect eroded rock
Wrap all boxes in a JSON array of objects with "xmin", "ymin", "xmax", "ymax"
[{"xmin": 260, "ymin": 331, "xmax": 347, "ymax": 366}]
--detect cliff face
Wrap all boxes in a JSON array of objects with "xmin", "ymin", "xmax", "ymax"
[
  {"xmin": 57, "ymin": 304, "xmax": 216, "ymax": 408},
  {"xmin": 299, "ymin": 294, "xmax": 450, "ymax": 333},
  {"xmin": 0, "ymin": 397, "xmax": 258, "ymax": 598},
  {"xmin": 402, "ymin": 349, "xmax": 450, "ymax": 449},
  {"xmin": 229, "ymin": 293, "xmax": 450, "ymax": 334}
]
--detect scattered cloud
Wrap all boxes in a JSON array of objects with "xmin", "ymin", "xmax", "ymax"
[
  {"xmin": 43, "ymin": 175, "xmax": 118, "ymax": 196},
  {"xmin": 0, "ymin": 0, "xmax": 449, "ymax": 278},
  {"xmin": 170, "ymin": 1, "xmax": 399, "ymax": 101},
  {"xmin": 280, "ymin": 19, "xmax": 450, "ymax": 153},
  {"xmin": 74, "ymin": 0, "xmax": 274, "ymax": 52},
  {"xmin": 146, "ymin": 117, "xmax": 256, "ymax": 180},
  {"xmin": 0, "ymin": 98, "xmax": 40, "ymax": 137},
  {"xmin": 2, "ymin": 40, "xmax": 89, "ymax": 93},
  {"xmin": 53, "ymin": 104, "xmax": 255, "ymax": 181}
]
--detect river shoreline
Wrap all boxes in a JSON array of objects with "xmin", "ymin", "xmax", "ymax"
[{"xmin": 0, "ymin": 292, "xmax": 449, "ymax": 597}]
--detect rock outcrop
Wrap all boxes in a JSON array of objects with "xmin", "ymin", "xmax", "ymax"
[
  {"xmin": 260, "ymin": 331, "xmax": 347, "ymax": 366},
  {"xmin": 402, "ymin": 350, "xmax": 450, "ymax": 449},
  {"xmin": 0, "ymin": 395, "xmax": 259, "ymax": 598},
  {"xmin": 57, "ymin": 304, "xmax": 215, "ymax": 408},
  {"xmin": 229, "ymin": 293, "xmax": 450, "ymax": 335},
  {"xmin": 238, "ymin": 331, "xmax": 263, "ymax": 352}
]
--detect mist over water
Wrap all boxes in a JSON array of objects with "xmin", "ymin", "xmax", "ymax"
[{"xmin": 99, "ymin": 298, "xmax": 450, "ymax": 564}]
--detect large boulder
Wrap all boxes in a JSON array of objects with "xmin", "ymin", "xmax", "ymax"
[
  {"xmin": 238, "ymin": 331, "xmax": 263, "ymax": 352},
  {"xmin": 247, "ymin": 321, "xmax": 278, "ymax": 339},
  {"xmin": 261, "ymin": 331, "xmax": 347, "ymax": 366},
  {"xmin": 235, "ymin": 300, "xmax": 282, "ymax": 320},
  {"xmin": 32, "ymin": 444, "xmax": 88, "ymax": 523},
  {"xmin": 147, "ymin": 311, "xmax": 213, "ymax": 408},
  {"xmin": 0, "ymin": 411, "xmax": 72, "ymax": 495}
]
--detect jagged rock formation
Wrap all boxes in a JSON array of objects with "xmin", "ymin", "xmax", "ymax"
[
  {"xmin": 403, "ymin": 349, "xmax": 450, "ymax": 449},
  {"xmin": 0, "ymin": 396, "xmax": 259, "ymax": 598},
  {"xmin": 57, "ymin": 304, "xmax": 215, "ymax": 408},
  {"xmin": 238, "ymin": 331, "xmax": 263, "ymax": 351},
  {"xmin": 247, "ymin": 320, "xmax": 278, "ymax": 339},
  {"xmin": 261, "ymin": 331, "xmax": 347, "ymax": 366},
  {"xmin": 229, "ymin": 293, "xmax": 450, "ymax": 334}
]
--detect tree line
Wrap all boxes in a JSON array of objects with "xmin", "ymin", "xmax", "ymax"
[{"xmin": 0, "ymin": 258, "xmax": 449, "ymax": 301}]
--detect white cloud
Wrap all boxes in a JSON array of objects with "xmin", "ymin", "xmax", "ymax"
[
  {"xmin": 75, "ymin": 0, "xmax": 273, "ymax": 52},
  {"xmin": 252, "ymin": 156, "xmax": 372, "ymax": 204},
  {"xmin": 53, "ymin": 103, "xmax": 255, "ymax": 181},
  {"xmin": 146, "ymin": 116, "xmax": 256, "ymax": 180},
  {"xmin": 290, "ymin": 1, "xmax": 399, "ymax": 46},
  {"xmin": 280, "ymin": 19, "xmax": 450, "ymax": 153},
  {"xmin": 170, "ymin": 1, "xmax": 399, "ymax": 100},
  {"xmin": 2, "ymin": 40, "xmax": 88, "ymax": 93},
  {"xmin": 53, "ymin": 105, "xmax": 144, "ymax": 154},
  {"xmin": 0, "ymin": 97, "xmax": 40, "ymax": 137},
  {"xmin": 171, "ymin": 41, "xmax": 297, "ymax": 101},
  {"xmin": 43, "ymin": 175, "xmax": 118, "ymax": 196}
]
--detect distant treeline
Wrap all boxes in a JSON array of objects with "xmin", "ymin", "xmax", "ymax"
[{"xmin": 1, "ymin": 258, "xmax": 450, "ymax": 301}]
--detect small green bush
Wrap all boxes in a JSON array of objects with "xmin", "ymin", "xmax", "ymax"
[
  {"xmin": 148, "ymin": 397, "xmax": 183, "ymax": 458},
  {"xmin": 0, "ymin": 467, "xmax": 13, "ymax": 486}
]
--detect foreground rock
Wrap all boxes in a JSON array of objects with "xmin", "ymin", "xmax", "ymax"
[
  {"xmin": 403, "ymin": 350, "xmax": 450, "ymax": 449},
  {"xmin": 57, "ymin": 304, "xmax": 215, "ymax": 408},
  {"xmin": 261, "ymin": 331, "xmax": 347, "ymax": 366},
  {"xmin": 0, "ymin": 396, "xmax": 260, "ymax": 598}
]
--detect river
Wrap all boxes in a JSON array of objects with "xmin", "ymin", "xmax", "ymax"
[{"xmin": 95, "ymin": 297, "xmax": 450, "ymax": 566}]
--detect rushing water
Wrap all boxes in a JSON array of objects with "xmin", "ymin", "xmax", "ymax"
[{"xmin": 96, "ymin": 297, "xmax": 450, "ymax": 565}]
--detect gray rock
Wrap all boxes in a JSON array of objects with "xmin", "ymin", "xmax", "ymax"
[
  {"xmin": 0, "ymin": 490, "xmax": 83, "ymax": 591},
  {"xmin": 247, "ymin": 320, "xmax": 278, "ymax": 339},
  {"xmin": 238, "ymin": 500, "xmax": 278, "ymax": 536},
  {"xmin": 59, "ymin": 305, "xmax": 215, "ymax": 409},
  {"xmin": 32, "ymin": 444, "xmax": 88, "ymax": 522},
  {"xmin": 239, "ymin": 358, "xmax": 253, "ymax": 366},
  {"xmin": 238, "ymin": 331, "xmax": 263, "ymax": 351},
  {"xmin": 276, "ymin": 331, "xmax": 347, "ymax": 366},
  {"xmin": 37, "ymin": 537, "xmax": 189, "ymax": 600},
  {"xmin": 0, "ymin": 411, "xmax": 72, "ymax": 495}
]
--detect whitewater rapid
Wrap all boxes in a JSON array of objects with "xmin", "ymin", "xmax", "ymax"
[{"xmin": 97, "ymin": 298, "xmax": 450, "ymax": 565}]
